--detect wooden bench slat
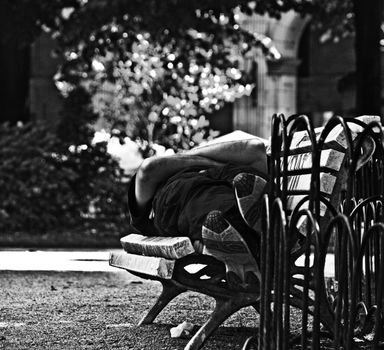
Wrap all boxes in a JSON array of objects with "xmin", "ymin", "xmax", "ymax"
[
  {"xmin": 109, "ymin": 251, "xmax": 175, "ymax": 279},
  {"xmin": 120, "ymin": 234, "xmax": 196, "ymax": 259},
  {"xmin": 286, "ymin": 195, "xmax": 328, "ymax": 216},
  {"xmin": 286, "ymin": 173, "xmax": 337, "ymax": 194},
  {"xmin": 283, "ymin": 149, "xmax": 345, "ymax": 172}
]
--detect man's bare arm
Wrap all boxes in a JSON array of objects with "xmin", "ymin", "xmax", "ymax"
[
  {"xmin": 185, "ymin": 138, "xmax": 268, "ymax": 175},
  {"xmin": 133, "ymin": 138, "xmax": 267, "ymax": 212}
]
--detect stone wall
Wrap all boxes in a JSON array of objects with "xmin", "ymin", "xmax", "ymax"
[
  {"xmin": 234, "ymin": 11, "xmax": 308, "ymax": 139},
  {"xmin": 234, "ymin": 12, "xmax": 384, "ymax": 136}
]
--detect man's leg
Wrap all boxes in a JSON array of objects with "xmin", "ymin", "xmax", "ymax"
[
  {"xmin": 199, "ymin": 167, "xmax": 268, "ymax": 290},
  {"xmin": 202, "ymin": 210, "xmax": 260, "ymax": 291},
  {"xmin": 201, "ymin": 164, "xmax": 268, "ymax": 245},
  {"xmin": 233, "ymin": 172, "xmax": 269, "ymax": 232}
]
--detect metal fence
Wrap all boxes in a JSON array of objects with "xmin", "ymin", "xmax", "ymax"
[{"xmin": 244, "ymin": 114, "xmax": 384, "ymax": 349}]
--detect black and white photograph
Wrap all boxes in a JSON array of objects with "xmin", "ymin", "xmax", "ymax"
[{"xmin": 1, "ymin": 1, "xmax": 383, "ymax": 349}]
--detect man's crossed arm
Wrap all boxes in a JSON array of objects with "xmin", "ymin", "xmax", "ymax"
[
  {"xmin": 134, "ymin": 138, "xmax": 267, "ymax": 212},
  {"xmin": 185, "ymin": 138, "xmax": 267, "ymax": 173}
]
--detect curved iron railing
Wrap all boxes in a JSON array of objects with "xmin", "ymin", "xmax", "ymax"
[{"xmin": 243, "ymin": 114, "xmax": 384, "ymax": 350}]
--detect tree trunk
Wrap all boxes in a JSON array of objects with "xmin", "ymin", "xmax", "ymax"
[
  {"xmin": 353, "ymin": 0, "xmax": 382, "ymax": 119},
  {"xmin": 0, "ymin": 2, "xmax": 31, "ymax": 124}
]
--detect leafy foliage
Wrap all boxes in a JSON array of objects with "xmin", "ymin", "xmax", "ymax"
[
  {"xmin": 4, "ymin": 0, "xmax": 355, "ymax": 45},
  {"xmin": 0, "ymin": 122, "xmax": 128, "ymax": 234},
  {"xmin": 4, "ymin": 0, "xmax": 364, "ymax": 155},
  {"xmin": 4, "ymin": 0, "xmax": 305, "ymax": 156},
  {"xmin": 310, "ymin": 1, "xmax": 355, "ymax": 43},
  {"xmin": 57, "ymin": 27, "xmax": 258, "ymax": 155},
  {"xmin": 51, "ymin": 1, "xmax": 269, "ymax": 155}
]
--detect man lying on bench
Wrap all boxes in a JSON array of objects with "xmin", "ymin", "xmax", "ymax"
[{"xmin": 127, "ymin": 138, "xmax": 269, "ymax": 291}]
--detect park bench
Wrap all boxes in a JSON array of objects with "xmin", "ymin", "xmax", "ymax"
[{"xmin": 110, "ymin": 114, "xmax": 382, "ymax": 350}]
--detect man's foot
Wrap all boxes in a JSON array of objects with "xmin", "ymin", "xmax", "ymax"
[
  {"xmin": 201, "ymin": 210, "xmax": 260, "ymax": 291},
  {"xmin": 233, "ymin": 172, "xmax": 268, "ymax": 231}
]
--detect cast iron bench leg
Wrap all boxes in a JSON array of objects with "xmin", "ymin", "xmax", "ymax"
[
  {"xmin": 139, "ymin": 280, "xmax": 187, "ymax": 325},
  {"xmin": 184, "ymin": 295, "xmax": 257, "ymax": 350}
]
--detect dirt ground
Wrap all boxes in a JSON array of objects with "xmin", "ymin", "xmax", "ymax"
[{"xmin": 0, "ymin": 270, "xmax": 259, "ymax": 350}]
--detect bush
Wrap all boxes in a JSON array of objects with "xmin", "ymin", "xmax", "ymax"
[{"xmin": 0, "ymin": 122, "xmax": 129, "ymax": 235}]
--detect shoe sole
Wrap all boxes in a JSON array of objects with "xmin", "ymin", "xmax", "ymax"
[
  {"xmin": 234, "ymin": 173, "xmax": 267, "ymax": 230},
  {"xmin": 202, "ymin": 211, "xmax": 261, "ymax": 288}
]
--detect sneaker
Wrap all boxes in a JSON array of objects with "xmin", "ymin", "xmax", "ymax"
[
  {"xmin": 201, "ymin": 210, "xmax": 260, "ymax": 291},
  {"xmin": 233, "ymin": 172, "xmax": 268, "ymax": 231}
]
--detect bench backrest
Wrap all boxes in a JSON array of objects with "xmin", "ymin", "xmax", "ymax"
[{"xmin": 271, "ymin": 115, "xmax": 380, "ymax": 235}]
